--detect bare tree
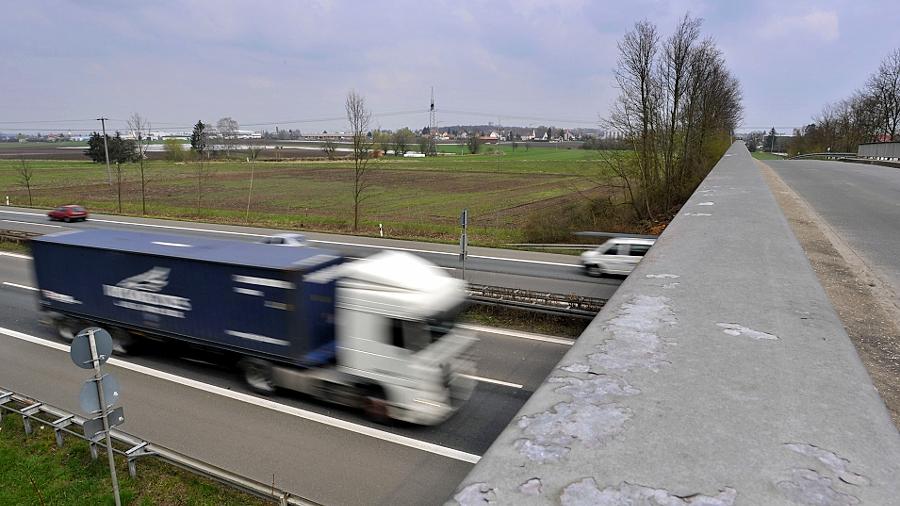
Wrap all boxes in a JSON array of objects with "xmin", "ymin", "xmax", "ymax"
[
  {"xmin": 128, "ymin": 113, "xmax": 151, "ymax": 214},
  {"xmin": 605, "ymin": 16, "xmax": 742, "ymax": 222},
  {"xmin": 113, "ymin": 161, "xmax": 126, "ymax": 213},
  {"xmin": 346, "ymin": 90, "xmax": 374, "ymax": 231},
  {"xmin": 190, "ymin": 122, "xmax": 213, "ymax": 217},
  {"xmin": 466, "ymin": 133, "xmax": 482, "ymax": 154},
  {"xmin": 322, "ymin": 139, "xmax": 337, "ymax": 160},
  {"xmin": 17, "ymin": 158, "xmax": 34, "ymax": 206},
  {"xmin": 245, "ymin": 146, "xmax": 262, "ymax": 222},
  {"xmin": 867, "ymin": 49, "xmax": 900, "ymax": 141},
  {"xmin": 217, "ymin": 117, "xmax": 240, "ymax": 158}
]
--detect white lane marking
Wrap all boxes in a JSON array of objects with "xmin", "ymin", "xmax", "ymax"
[
  {"xmin": 0, "ymin": 209, "xmax": 578, "ymax": 267},
  {"xmin": 310, "ymin": 239, "xmax": 578, "ymax": 267},
  {"xmin": 459, "ymin": 323, "xmax": 575, "ymax": 346},
  {"xmin": 461, "ymin": 374, "xmax": 524, "ymax": 389},
  {"xmin": 0, "ymin": 251, "xmax": 31, "ymax": 260},
  {"xmin": 1, "ymin": 219, "xmax": 63, "ymax": 228},
  {"xmin": 152, "ymin": 241, "xmax": 192, "ymax": 248},
  {"xmin": 2, "ymin": 282, "xmax": 37, "ymax": 291},
  {"xmin": 0, "ymin": 325, "xmax": 481, "ymax": 464},
  {"xmin": 92, "ymin": 217, "xmax": 268, "ymax": 238}
]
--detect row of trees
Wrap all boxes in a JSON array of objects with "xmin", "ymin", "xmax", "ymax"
[
  {"xmin": 789, "ymin": 49, "xmax": 900, "ymax": 155},
  {"xmin": 604, "ymin": 15, "xmax": 742, "ymax": 222}
]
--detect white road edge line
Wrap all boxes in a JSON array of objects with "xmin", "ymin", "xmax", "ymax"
[
  {"xmin": 459, "ymin": 323, "xmax": 575, "ymax": 346},
  {"xmin": 461, "ymin": 374, "xmax": 524, "ymax": 389},
  {"xmin": 0, "ymin": 209, "xmax": 579, "ymax": 268},
  {"xmin": 0, "ymin": 325, "xmax": 481, "ymax": 464},
  {"xmin": 2, "ymin": 282, "xmax": 38, "ymax": 291},
  {"xmin": 0, "ymin": 251, "xmax": 31, "ymax": 260}
]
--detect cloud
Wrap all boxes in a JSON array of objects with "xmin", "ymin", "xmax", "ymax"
[{"xmin": 761, "ymin": 9, "xmax": 839, "ymax": 42}]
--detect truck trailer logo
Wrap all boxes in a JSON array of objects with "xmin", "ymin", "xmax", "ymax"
[{"xmin": 103, "ymin": 267, "xmax": 192, "ymax": 318}]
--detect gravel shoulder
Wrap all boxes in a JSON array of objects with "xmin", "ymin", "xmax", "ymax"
[{"xmin": 758, "ymin": 160, "xmax": 900, "ymax": 428}]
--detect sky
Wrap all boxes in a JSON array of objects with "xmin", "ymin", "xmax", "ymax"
[{"xmin": 2, "ymin": 0, "xmax": 899, "ymax": 135}]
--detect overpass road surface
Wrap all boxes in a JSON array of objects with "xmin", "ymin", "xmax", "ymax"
[
  {"xmin": 0, "ymin": 251, "xmax": 572, "ymax": 505},
  {"xmin": 0, "ymin": 206, "xmax": 620, "ymax": 299},
  {"xmin": 765, "ymin": 159, "xmax": 900, "ymax": 313}
]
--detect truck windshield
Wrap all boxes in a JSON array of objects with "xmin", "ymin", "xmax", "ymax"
[{"xmin": 391, "ymin": 302, "xmax": 464, "ymax": 352}]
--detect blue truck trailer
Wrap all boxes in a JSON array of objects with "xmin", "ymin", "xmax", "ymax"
[{"xmin": 32, "ymin": 229, "xmax": 477, "ymax": 424}]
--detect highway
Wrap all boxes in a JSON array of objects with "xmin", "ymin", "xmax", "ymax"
[
  {"xmin": 765, "ymin": 159, "xmax": 900, "ymax": 309},
  {"xmin": 0, "ymin": 250, "xmax": 574, "ymax": 504},
  {"xmin": 0, "ymin": 206, "xmax": 620, "ymax": 299}
]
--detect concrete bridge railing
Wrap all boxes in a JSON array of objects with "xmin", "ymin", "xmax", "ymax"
[{"xmin": 450, "ymin": 143, "xmax": 900, "ymax": 505}]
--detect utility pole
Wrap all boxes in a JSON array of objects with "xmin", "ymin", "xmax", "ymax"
[
  {"xmin": 428, "ymin": 87, "xmax": 437, "ymax": 156},
  {"xmin": 97, "ymin": 117, "xmax": 112, "ymax": 185}
]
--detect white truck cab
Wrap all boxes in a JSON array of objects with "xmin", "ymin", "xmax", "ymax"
[
  {"xmin": 580, "ymin": 237, "xmax": 655, "ymax": 277},
  {"xmin": 331, "ymin": 251, "xmax": 477, "ymax": 424}
]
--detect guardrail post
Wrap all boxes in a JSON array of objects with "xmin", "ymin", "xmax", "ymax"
[
  {"xmin": 125, "ymin": 441, "xmax": 150, "ymax": 478},
  {"xmin": 89, "ymin": 438, "xmax": 100, "ymax": 460},
  {"xmin": 20, "ymin": 402, "xmax": 42, "ymax": 435},
  {"xmin": 51, "ymin": 414, "xmax": 74, "ymax": 447},
  {"xmin": 0, "ymin": 391, "xmax": 12, "ymax": 423}
]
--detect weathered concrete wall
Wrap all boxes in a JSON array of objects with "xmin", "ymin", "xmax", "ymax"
[{"xmin": 451, "ymin": 143, "xmax": 900, "ymax": 505}]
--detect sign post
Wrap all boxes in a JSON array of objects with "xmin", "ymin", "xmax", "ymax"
[
  {"xmin": 459, "ymin": 209, "xmax": 468, "ymax": 279},
  {"xmin": 72, "ymin": 328, "xmax": 122, "ymax": 506}
]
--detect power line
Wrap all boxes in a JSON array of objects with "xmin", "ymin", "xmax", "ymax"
[{"xmin": 2, "ymin": 107, "xmax": 607, "ymax": 133}]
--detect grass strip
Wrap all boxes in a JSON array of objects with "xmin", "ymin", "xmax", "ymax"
[{"xmin": 0, "ymin": 410, "xmax": 271, "ymax": 505}]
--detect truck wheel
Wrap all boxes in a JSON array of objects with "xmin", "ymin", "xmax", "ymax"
[
  {"xmin": 111, "ymin": 328, "xmax": 141, "ymax": 355},
  {"xmin": 55, "ymin": 319, "xmax": 78, "ymax": 343},
  {"xmin": 241, "ymin": 358, "xmax": 276, "ymax": 395},
  {"xmin": 586, "ymin": 264, "xmax": 603, "ymax": 277},
  {"xmin": 362, "ymin": 386, "xmax": 390, "ymax": 424}
]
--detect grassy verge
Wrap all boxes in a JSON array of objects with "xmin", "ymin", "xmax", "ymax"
[
  {"xmin": 0, "ymin": 241, "xmax": 29, "ymax": 255},
  {"xmin": 0, "ymin": 411, "xmax": 270, "ymax": 505},
  {"xmin": 751, "ymin": 151, "xmax": 785, "ymax": 160}
]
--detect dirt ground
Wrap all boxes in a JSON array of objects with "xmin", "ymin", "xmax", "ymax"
[{"xmin": 758, "ymin": 161, "xmax": 900, "ymax": 429}]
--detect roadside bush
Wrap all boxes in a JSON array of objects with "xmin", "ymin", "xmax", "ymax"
[
  {"xmin": 523, "ymin": 197, "xmax": 641, "ymax": 243},
  {"xmin": 163, "ymin": 138, "xmax": 186, "ymax": 162}
]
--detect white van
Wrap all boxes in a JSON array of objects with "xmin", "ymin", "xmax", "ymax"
[{"xmin": 580, "ymin": 237, "xmax": 655, "ymax": 277}]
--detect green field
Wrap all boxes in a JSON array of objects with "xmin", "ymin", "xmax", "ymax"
[
  {"xmin": 0, "ymin": 411, "xmax": 267, "ymax": 505},
  {"xmin": 0, "ymin": 147, "xmax": 620, "ymax": 245}
]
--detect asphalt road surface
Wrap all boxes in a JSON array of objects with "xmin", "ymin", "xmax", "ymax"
[
  {"xmin": 0, "ymin": 206, "xmax": 621, "ymax": 299},
  {"xmin": 766, "ymin": 159, "xmax": 900, "ymax": 310},
  {"xmin": 0, "ymin": 252, "xmax": 573, "ymax": 505}
]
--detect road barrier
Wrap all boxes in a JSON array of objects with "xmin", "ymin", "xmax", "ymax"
[
  {"xmin": 452, "ymin": 142, "xmax": 900, "ymax": 504},
  {"xmin": 467, "ymin": 283, "xmax": 604, "ymax": 318},
  {"xmin": 0, "ymin": 229, "xmax": 39, "ymax": 244},
  {"xmin": 0, "ymin": 389, "xmax": 321, "ymax": 506}
]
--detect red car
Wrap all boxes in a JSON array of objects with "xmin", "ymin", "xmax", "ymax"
[{"xmin": 48, "ymin": 205, "xmax": 89, "ymax": 222}]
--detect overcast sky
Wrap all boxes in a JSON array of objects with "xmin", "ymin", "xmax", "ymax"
[{"xmin": 2, "ymin": 0, "xmax": 899, "ymax": 134}]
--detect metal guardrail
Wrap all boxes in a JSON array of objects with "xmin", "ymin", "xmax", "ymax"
[
  {"xmin": 0, "ymin": 389, "xmax": 321, "ymax": 506},
  {"xmin": 467, "ymin": 283, "xmax": 604, "ymax": 318},
  {"xmin": 0, "ymin": 229, "xmax": 40, "ymax": 244},
  {"xmin": 788, "ymin": 152, "xmax": 855, "ymax": 160}
]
